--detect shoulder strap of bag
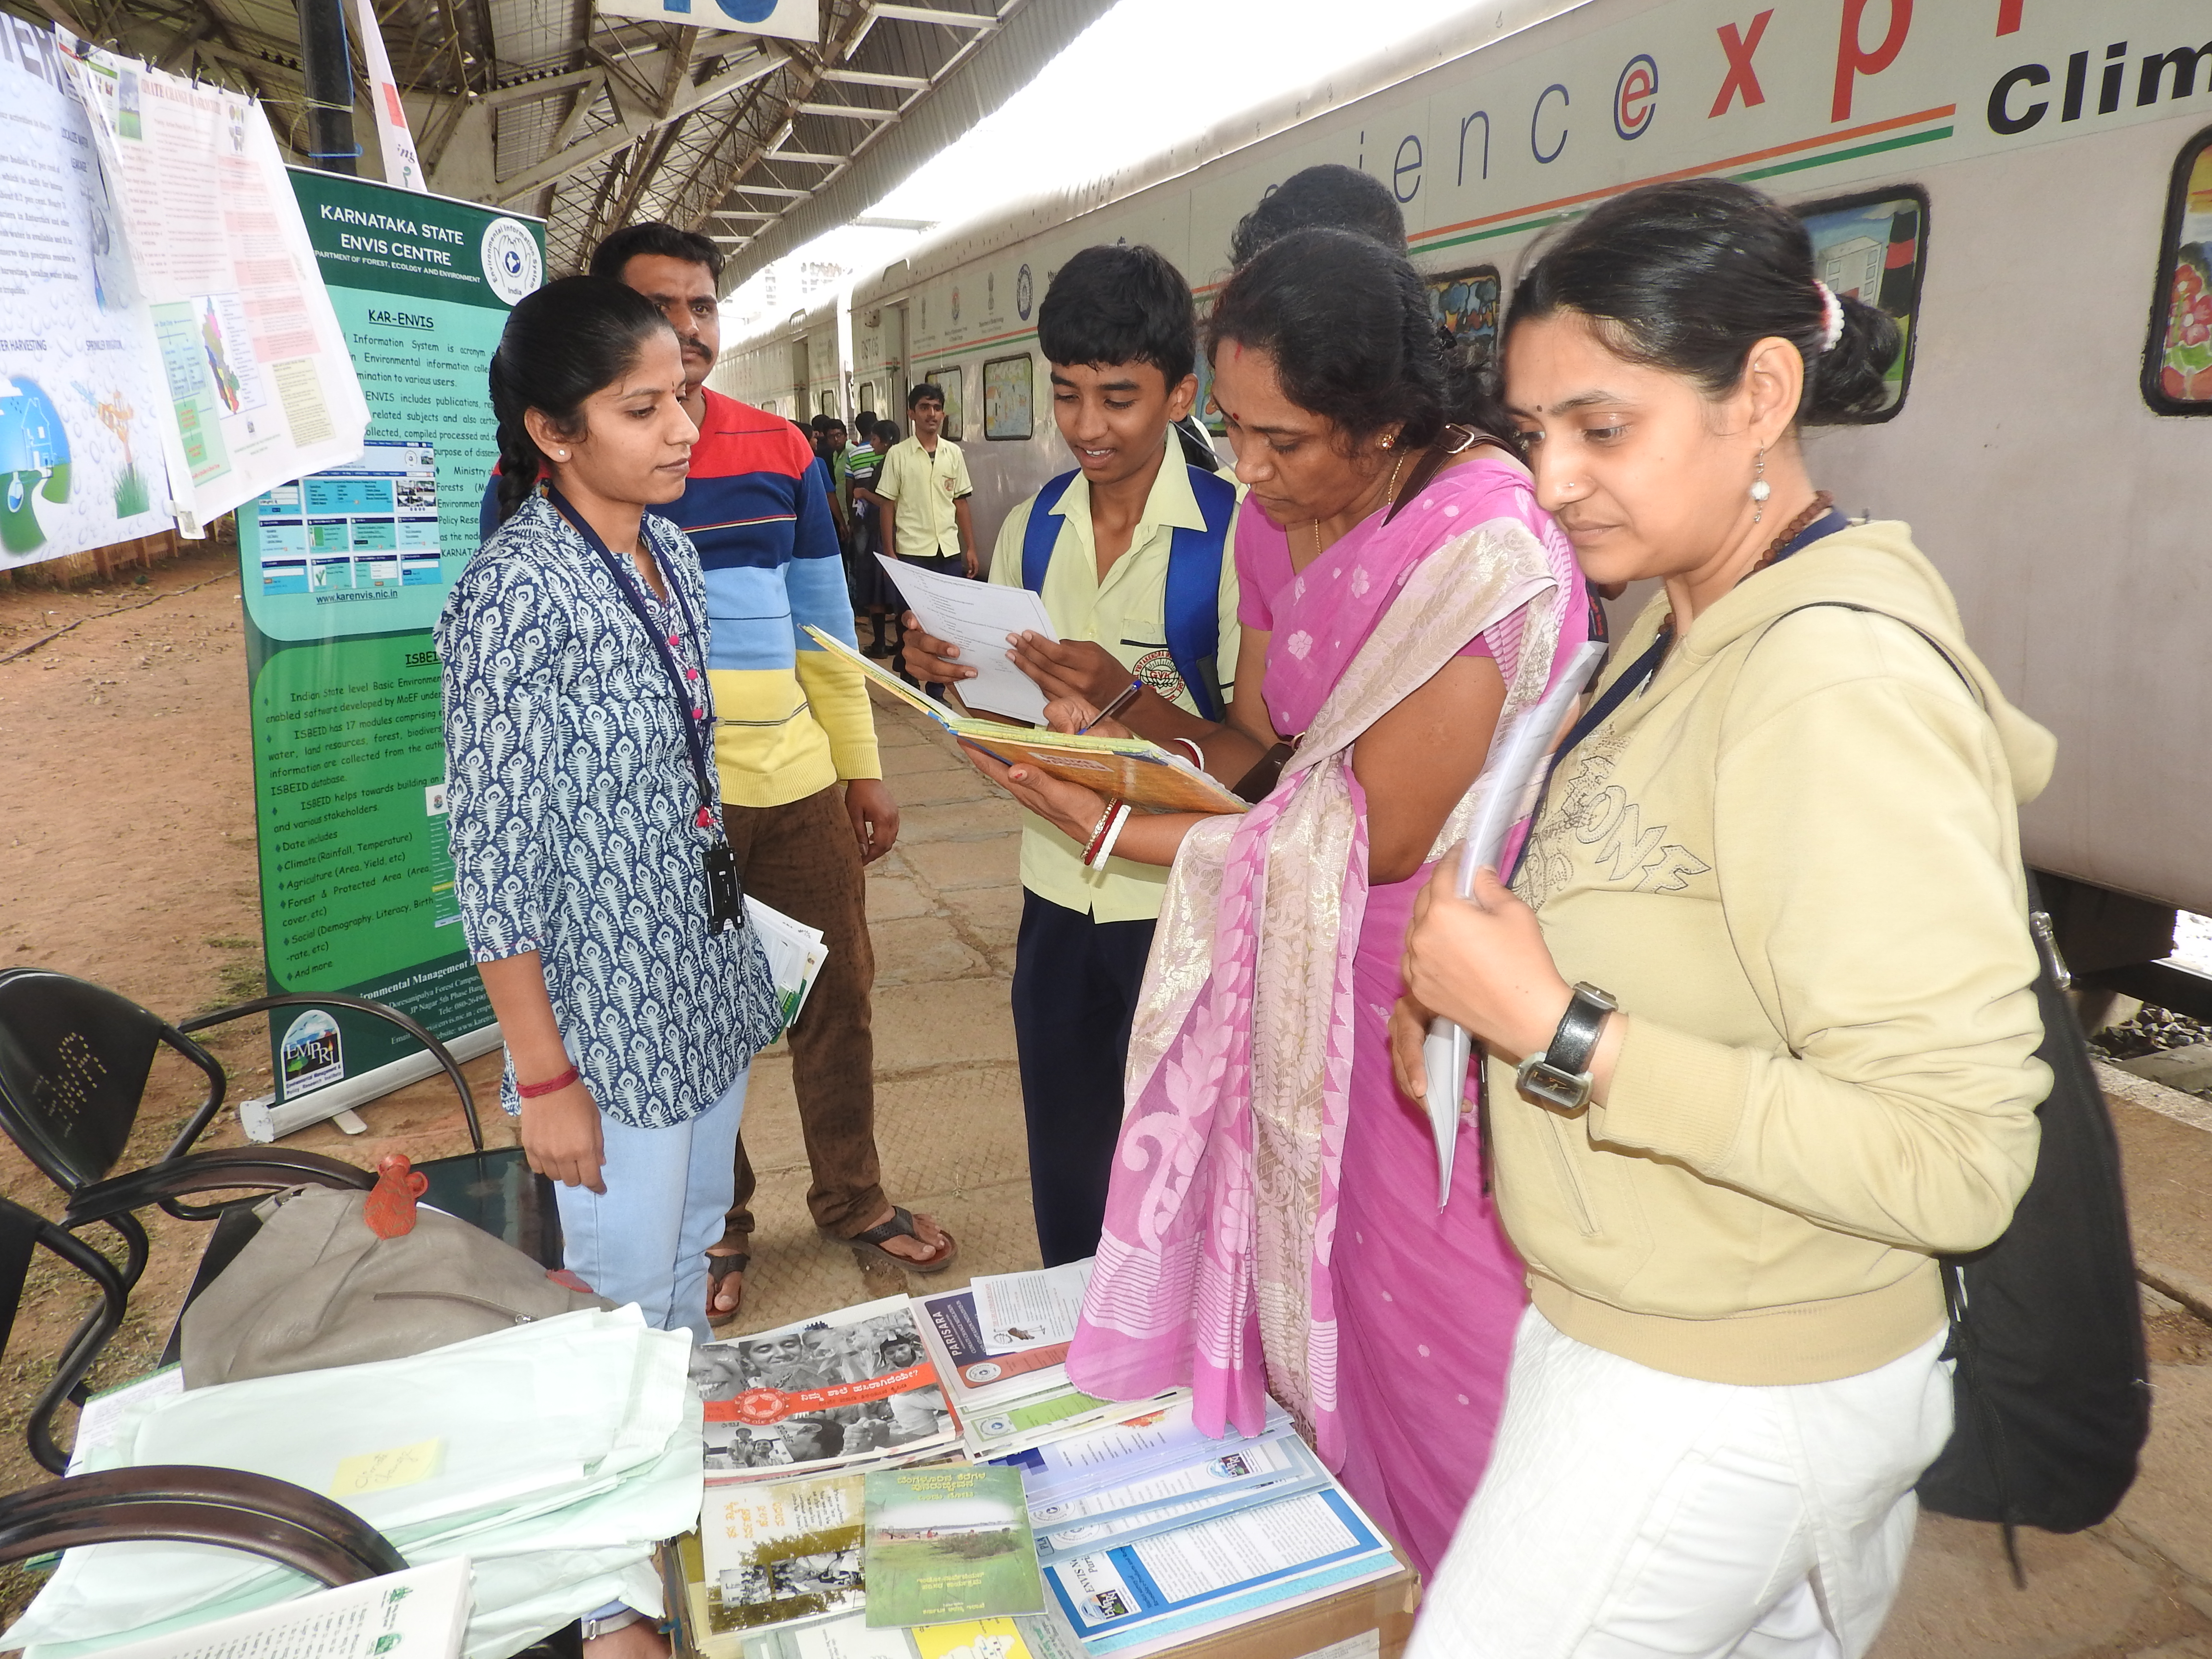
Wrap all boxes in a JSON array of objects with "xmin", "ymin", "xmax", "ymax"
[
  {"xmin": 1164, "ymin": 466, "xmax": 1237, "ymax": 722},
  {"xmin": 1021, "ymin": 470, "xmax": 1080, "ymax": 593},
  {"xmin": 1766, "ymin": 601, "xmax": 2150, "ymax": 1555}
]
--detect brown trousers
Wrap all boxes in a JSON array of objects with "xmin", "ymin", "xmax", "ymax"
[{"xmin": 721, "ymin": 784, "xmax": 885, "ymax": 1241}]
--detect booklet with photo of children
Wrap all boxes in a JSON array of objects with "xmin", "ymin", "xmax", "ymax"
[
  {"xmin": 691, "ymin": 1297, "xmax": 960, "ymax": 1483},
  {"xmin": 699, "ymin": 1475, "xmax": 868, "ymax": 1637}
]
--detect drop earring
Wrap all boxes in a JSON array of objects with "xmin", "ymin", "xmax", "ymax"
[{"xmin": 1749, "ymin": 448, "xmax": 1769, "ymax": 523}]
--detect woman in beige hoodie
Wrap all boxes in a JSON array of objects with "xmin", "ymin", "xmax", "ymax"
[{"xmin": 1395, "ymin": 180, "xmax": 2054, "ymax": 1658}]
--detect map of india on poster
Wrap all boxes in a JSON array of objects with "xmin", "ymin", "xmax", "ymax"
[
  {"xmin": 0, "ymin": 23, "xmax": 173, "ymax": 568},
  {"xmin": 59, "ymin": 34, "xmax": 367, "ymax": 533}
]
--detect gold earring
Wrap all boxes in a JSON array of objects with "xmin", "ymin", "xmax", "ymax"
[{"xmin": 1378, "ymin": 434, "xmax": 1396, "ymax": 450}]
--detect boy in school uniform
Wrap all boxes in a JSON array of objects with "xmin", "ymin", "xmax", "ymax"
[
  {"xmin": 866, "ymin": 384, "xmax": 975, "ymax": 578},
  {"xmin": 900, "ymin": 244, "xmax": 1244, "ymax": 1266}
]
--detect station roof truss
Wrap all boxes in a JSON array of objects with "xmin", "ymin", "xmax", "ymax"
[{"xmin": 14, "ymin": 0, "xmax": 1112, "ymax": 289}]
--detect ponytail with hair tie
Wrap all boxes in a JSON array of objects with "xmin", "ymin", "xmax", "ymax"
[{"xmin": 1506, "ymin": 179, "xmax": 1901, "ymax": 424}]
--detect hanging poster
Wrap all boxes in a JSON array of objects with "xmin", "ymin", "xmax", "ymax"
[
  {"xmin": 0, "ymin": 23, "xmax": 173, "ymax": 566},
  {"xmin": 59, "ymin": 35, "xmax": 368, "ymax": 533},
  {"xmin": 237, "ymin": 169, "xmax": 543, "ymax": 1115}
]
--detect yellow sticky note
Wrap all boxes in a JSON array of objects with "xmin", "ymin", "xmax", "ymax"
[{"xmin": 329, "ymin": 1438, "xmax": 443, "ymax": 1498}]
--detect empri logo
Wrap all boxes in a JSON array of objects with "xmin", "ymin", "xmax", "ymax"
[
  {"xmin": 479, "ymin": 218, "xmax": 542, "ymax": 306},
  {"xmin": 280, "ymin": 1009, "xmax": 344, "ymax": 1098}
]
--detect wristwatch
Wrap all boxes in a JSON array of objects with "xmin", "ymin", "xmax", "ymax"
[
  {"xmin": 1515, "ymin": 982, "xmax": 1619, "ymax": 1111},
  {"xmin": 580, "ymin": 1608, "xmax": 649, "ymax": 1642}
]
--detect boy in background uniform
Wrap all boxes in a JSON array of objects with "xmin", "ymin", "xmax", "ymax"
[
  {"xmin": 900, "ymin": 245, "xmax": 1242, "ymax": 1265},
  {"xmin": 866, "ymin": 384, "xmax": 974, "ymax": 578},
  {"xmin": 844, "ymin": 417, "xmax": 901, "ymax": 658}
]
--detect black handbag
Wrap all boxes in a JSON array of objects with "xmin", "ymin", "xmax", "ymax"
[{"xmin": 1914, "ymin": 871, "xmax": 2152, "ymax": 1551}]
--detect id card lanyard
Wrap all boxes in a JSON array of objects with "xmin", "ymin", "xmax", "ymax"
[
  {"xmin": 1507, "ymin": 507, "xmax": 1848, "ymax": 884},
  {"xmin": 544, "ymin": 486, "xmax": 744, "ymax": 934}
]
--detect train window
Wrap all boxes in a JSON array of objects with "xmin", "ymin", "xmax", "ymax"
[
  {"xmin": 818, "ymin": 391, "xmax": 839, "ymax": 420},
  {"xmin": 923, "ymin": 364, "xmax": 964, "ymax": 438},
  {"xmin": 858, "ymin": 380, "xmax": 880, "ymax": 419},
  {"xmin": 1792, "ymin": 188, "xmax": 1928, "ymax": 422},
  {"xmin": 1428, "ymin": 266, "xmax": 1502, "ymax": 371},
  {"xmin": 983, "ymin": 355, "xmax": 1034, "ymax": 441},
  {"xmin": 2144, "ymin": 126, "xmax": 2212, "ymax": 414}
]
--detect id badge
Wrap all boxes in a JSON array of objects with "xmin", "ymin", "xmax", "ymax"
[{"xmin": 704, "ymin": 843, "xmax": 744, "ymax": 934}]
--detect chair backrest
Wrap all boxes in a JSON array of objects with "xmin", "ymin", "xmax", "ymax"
[
  {"xmin": 0, "ymin": 1464, "xmax": 407, "ymax": 1586},
  {"xmin": 0, "ymin": 969, "xmax": 211, "ymax": 1191},
  {"xmin": 0, "ymin": 1190, "xmax": 129, "ymax": 1472}
]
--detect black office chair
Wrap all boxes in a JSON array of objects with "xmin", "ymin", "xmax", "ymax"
[{"xmin": 0, "ymin": 971, "xmax": 560, "ymax": 1311}]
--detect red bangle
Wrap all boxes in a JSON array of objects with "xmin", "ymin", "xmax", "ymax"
[
  {"xmin": 517, "ymin": 1062, "xmax": 580, "ymax": 1099},
  {"xmin": 1171, "ymin": 738, "xmax": 1204, "ymax": 767},
  {"xmin": 1080, "ymin": 798, "xmax": 1126, "ymax": 865}
]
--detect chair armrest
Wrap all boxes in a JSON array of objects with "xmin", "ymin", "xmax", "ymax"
[
  {"xmin": 179, "ymin": 993, "xmax": 483, "ymax": 1153},
  {"xmin": 0, "ymin": 1202, "xmax": 130, "ymax": 1476},
  {"xmin": 63, "ymin": 1148, "xmax": 373, "ymax": 1230},
  {"xmin": 0, "ymin": 1465, "xmax": 407, "ymax": 1584}
]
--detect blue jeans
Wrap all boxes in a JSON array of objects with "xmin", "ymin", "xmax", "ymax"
[{"xmin": 554, "ymin": 1066, "xmax": 748, "ymax": 1342}]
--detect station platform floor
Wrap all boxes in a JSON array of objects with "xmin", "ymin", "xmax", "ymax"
[{"xmin": 3, "ymin": 547, "xmax": 2210, "ymax": 1650}]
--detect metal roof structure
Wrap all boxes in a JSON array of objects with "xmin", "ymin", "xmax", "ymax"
[{"xmin": 11, "ymin": 0, "xmax": 1113, "ymax": 287}]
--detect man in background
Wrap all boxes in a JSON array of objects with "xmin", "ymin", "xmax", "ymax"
[
  {"xmin": 845, "ymin": 417, "xmax": 900, "ymax": 658},
  {"xmin": 865, "ymin": 383, "xmax": 974, "ymax": 579}
]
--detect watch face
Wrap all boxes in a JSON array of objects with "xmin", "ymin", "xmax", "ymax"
[{"xmin": 1517, "ymin": 1057, "xmax": 1592, "ymax": 1113}]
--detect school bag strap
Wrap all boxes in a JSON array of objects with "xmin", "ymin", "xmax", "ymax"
[
  {"xmin": 1165, "ymin": 467, "xmax": 1236, "ymax": 722},
  {"xmin": 1020, "ymin": 469, "xmax": 1080, "ymax": 593},
  {"xmin": 1758, "ymin": 601, "xmax": 2150, "ymax": 1563},
  {"xmin": 1020, "ymin": 465, "xmax": 1233, "ymax": 723}
]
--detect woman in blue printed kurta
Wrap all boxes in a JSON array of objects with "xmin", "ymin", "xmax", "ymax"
[{"xmin": 438, "ymin": 277, "xmax": 779, "ymax": 1353}]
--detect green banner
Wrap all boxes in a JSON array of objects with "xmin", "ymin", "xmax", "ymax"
[{"xmin": 240, "ymin": 171, "xmax": 543, "ymax": 1097}]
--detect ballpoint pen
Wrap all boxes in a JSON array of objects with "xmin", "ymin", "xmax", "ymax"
[{"xmin": 1079, "ymin": 679, "xmax": 1144, "ymax": 734}]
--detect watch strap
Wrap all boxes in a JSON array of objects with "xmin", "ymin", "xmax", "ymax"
[{"xmin": 1543, "ymin": 983, "xmax": 1616, "ymax": 1077}]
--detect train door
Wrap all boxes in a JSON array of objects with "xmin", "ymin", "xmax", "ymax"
[{"xmin": 883, "ymin": 303, "xmax": 909, "ymax": 418}]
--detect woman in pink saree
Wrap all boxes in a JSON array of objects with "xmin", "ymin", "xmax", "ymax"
[{"xmin": 980, "ymin": 230, "xmax": 1588, "ymax": 1576}]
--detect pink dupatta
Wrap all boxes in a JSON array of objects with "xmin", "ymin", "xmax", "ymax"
[{"xmin": 1066, "ymin": 455, "xmax": 1582, "ymax": 1456}]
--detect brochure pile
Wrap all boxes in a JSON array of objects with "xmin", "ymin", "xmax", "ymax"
[{"xmin": 667, "ymin": 1266, "xmax": 1404, "ymax": 1659}]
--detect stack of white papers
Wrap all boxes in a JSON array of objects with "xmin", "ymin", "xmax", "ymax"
[
  {"xmin": 4, "ymin": 1309, "xmax": 702, "ymax": 1659},
  {"xmin": 745, "ymin": 897, "xmax": 830, "ymax": 1034},
  {"xmin": 873, "ymin": 555, "xmax": 1058, "ymax": 725}
]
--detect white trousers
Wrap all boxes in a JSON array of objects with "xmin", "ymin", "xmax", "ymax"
[{"xmin": 1409, "ymin": 1307, "xmax": 1953, "ymax": 1659}]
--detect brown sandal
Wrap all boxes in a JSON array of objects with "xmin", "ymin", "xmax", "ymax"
[
  {"xmin": 706, "ymin": 1251, "xmax": 748, "ymax": 1323},
  {"xmin": 824, "ymin": 1208, "xmax": 958, "ymax": 1275}
]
